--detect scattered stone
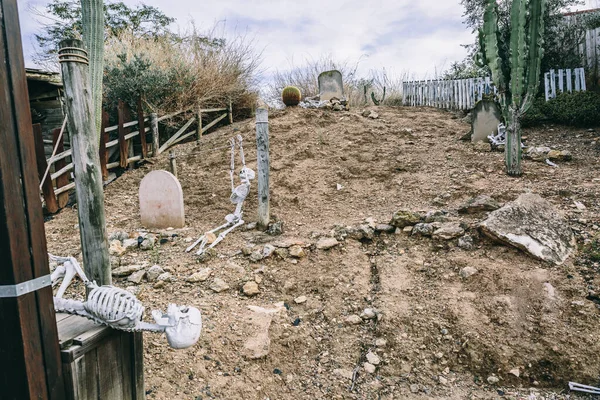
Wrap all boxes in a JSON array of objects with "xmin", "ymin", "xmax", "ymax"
[
  {"xmin": 390, "ymin": 210, "xmax": 422, "ymax": 228},
  {"xmin": 242, "ymin": 245, "xmax": 255, "ymax": 256},
  {"xmin": 473, "ymin": 142, "xmax": 491, "ymax": 152},
  {"xmin": 424, "ymin": 210, "xmax": 448, "ymax": 223},
  {"xmin": 410, "ymin": 384, "xmax": 419, "ymax": 393},
  {"xmin": 294, "ymin": 295, "xmax": 307, "ymax": 304},
  {"xmin": 460, "ymin": 266, "xmax": 479, "ymax": 279},
  {"xmin": 316, "ymin": 237, "xmax": 339, "ymax": 250},
  {"xmin": 402, "ymin": 226, "xmax": 414, "ymax": 234},
  {"xmin": 525, "ymin": 146, "xmax": 552, "ymax": 162},
  {"xmin": 458, "ymin": 235, "xmax": 475, "ymax": 250},
  {"xmin": 368, "ymin": 111, "xmax": 379, "ymax": 119},
  {"xmin": 363, "ymin": 362, "xmax": 376, "ymax": 374},
  {"xmin": 366, "ymin": 351, "xmax": 381, "ymax": 365},
  {"xmin": 153, "ymin": 281, "xmax": 165, "ymax": 289},
  {"xmin": 122, "ymin": 238, "xmax": 138, "ymax": 250},
  {"xmin": 242, "ymin": 281, "xmax": 260, "ymax": 296},
  {"xmin": 243, "ymin": 303, "xmax": 285, "ymax": 359},
  {"xmin": 432, "ymin": 223, "xmax": 465, "ymax": 240},
  {"xmin": 274, "ymin": 248, "xmax": 288, "ymax": 259},
  {"xmin": 480, "ymin": 193, "xmax": 576, "ymax": 265},
  {"xmin": 109, "ymin": 231, "xmax": 129, "ymax": 241},
  {"xmin": 125, "ymin": 285, "xmax": 142, "ymax": 296},
  {"xmin": 127, "ymin": 269, "xmax": 146, "ymax": 284},
  {"xmin": 112, "ymin": 265, "xmax": 144, "ymax": 277},
  {"xmin": 210, "ymin": 278, "xmax": 230, "ymax": 293},
  {"xmin": 412, "ymin": 223, "xmax": 434, "ymax": 237},
  {"xmin": 360, "ymin": 308, "xmax": 377, "ymax": 320},
  {"xmin": 345, "ymin": 315, "xmax": 363, "ymax": 325},
  {"xmin": 333, "ymin": 369, "xmax": 354, "ymax": 380},
  {"xmin": 146, "ymin": 265, "xmax": 164, "ymax": 281},
  {"xmin": 289, "ymin": 245, "xmax": 306, "ymax": 258},
  {"xmin": 157, "ymin": 272, "xmax": 173, "ymax": 282},
  {"xmin": 544, "ymin": 282, "xmax": 556, "ymax": 299},
  {"xmin": 204, "ymin": 232, "xmax": 217, "ymax": 245},
  {"xmin": 262, "ymin": 244, "xmax": 276, "ymax": 258},
  {"xmin": 109, "ymin": 240, "xmax": 126, "ymax": 257},
  {"xmin": 336, "ymin": 183, "xmax": 344, "ymax": 191},
  {"xmin": 459, "ymin": 195, "xmax": 501, "ymax": 214},
  {"xmin": 244, "ymin": 222, "xmax": 258, "ymax": 231},
  {"xmin": 439, "ymin": 376, "xmax": 448, "ymax": 385},
  {"xmin": 509, "ymin": 368, "xmax": 520, "ymax": 378},
  {"xmin": 186, "ymin": 268, "xmax": 212, "ymax": 283},
  {"xmin": 140, "ymin": 235, "xmax": 156, "ymax": 250},
  {"xmin": 267, "ymin": 221, "xmax": 284, "ymax": 236},
  {"xmin": 374, "ymin": 224, "xmax": 395, "ymax": 233},
  {"xmin": 547, "ymin": 149, "xmax": 572, "ymax": 161},
  {"xmin": 487, "ymin": 376, "xmax": 500, "ymax": 385},
  {"xmin": 375, "ymin": 338, "xmax": 387, "ymax": 347},
  {"xmin": 139, "ymin": 170, "xmax": 185, "ymax": 228},
  {"xmin": 250, "ymin": 251, "xmax": 264, "ymax": 262}
]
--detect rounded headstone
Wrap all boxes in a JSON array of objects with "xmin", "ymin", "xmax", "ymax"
[{"xmin": 139, "ymin": 170, "xmax": 185, "ymax": 228}]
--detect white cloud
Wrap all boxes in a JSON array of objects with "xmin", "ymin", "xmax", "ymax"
[{"xmin": 19, "ymin": 0, "xmax": 476, "ymax": 78}]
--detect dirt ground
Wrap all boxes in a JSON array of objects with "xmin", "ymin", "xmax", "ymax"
[{"xmin": 46, "ymin": 106, "xmax": 600, "ymax": 399}]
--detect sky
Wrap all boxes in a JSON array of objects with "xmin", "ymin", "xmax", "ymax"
[{"xmin": 16, "ymin": 0, "xmax": 599, "ymax": 80}]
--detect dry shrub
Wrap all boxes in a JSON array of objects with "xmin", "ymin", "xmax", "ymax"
[{"xmin": 103, "ymin": 26, "xmax": 261, "ymax": 118}]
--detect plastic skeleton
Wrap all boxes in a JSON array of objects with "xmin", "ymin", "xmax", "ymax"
[
  {"xmin": 49, "ymin": 254, "xmax": 202, "ymax": 349},
  {"xmin": 186, "ymin": 134, "xmax": 255, "ymax": 255},
  {"xmin": 488, "ymin": 123, "xmax": 525, "ymax": 148}
]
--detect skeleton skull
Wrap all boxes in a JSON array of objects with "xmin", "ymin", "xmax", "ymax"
[{"xmin": 153, "ymin": 304, "xmax": 203, "ymax": 349}]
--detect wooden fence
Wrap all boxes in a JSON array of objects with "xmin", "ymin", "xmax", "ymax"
[
  {"xmin": 544, "ymin": 67, "xmax": 587, "ymax": 101},
  {"xmin": 402, "ymin": 77, "xmax": 497, "ymax": 110},
  {"xmin": 37, "ymin": 100, "xmax": 233, "ymax": 214}
]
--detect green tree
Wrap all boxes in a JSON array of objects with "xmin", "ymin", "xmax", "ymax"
[{"xmin": 33, "ymin": 0, "xmax": 175, "ymax": 67}]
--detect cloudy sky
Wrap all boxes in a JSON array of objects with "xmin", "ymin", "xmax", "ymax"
[{"xmin": 17, "ymin": 0, "xmax": 598, "ymax": 79}]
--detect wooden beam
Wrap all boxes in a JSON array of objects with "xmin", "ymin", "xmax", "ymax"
[
  {"xmin": 228, "ymin": 98, "xmax": 233, "ymax": 124},
  {"xmin": 59, "ymin": 39, "xmax": 111, "ymax": 286},
  {"xmin": 52, "ymin": 128, "xmax": 70, "ymax": 208},
  {"xmin": 196, "ymin": 106, "xmax": 202, "ymax": 143},
  {"xmin": 137, "ymin": 97, "xmax": 147, "ymax": 158},
  {"xmin": 0, "ymin": 1, "xmax": 65, "ymax": 398},
  {"xmin": 255, "ymin": 108, "xmax": 270, "ymax": 230},
  {"xmin": 33, "ymin": 124, "xmax": 59, "ymax": 214},
  {"xmin": 150, "ymin": 113, "xmax": 159, "ymax": 157},
  {"xmin": 172, "ymin": 112, "xmax": 227, "ymax": 147},
  {"xmin": 118, "ymin": 99, "xmax": 128, "ymax": 168},
  {"xmin": 99, "ymin": 110, "xmax": 109, "ymax": 180},
  {"xmin": 157, "ymin": 116, "xmax": 195, "ymax": 154}
]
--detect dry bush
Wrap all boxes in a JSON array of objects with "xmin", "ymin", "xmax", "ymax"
[{"xmin": 103, "ymin": 26, "xmax": 261, "ymax": 118}]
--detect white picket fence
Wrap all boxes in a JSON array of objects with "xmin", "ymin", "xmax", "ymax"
[
  {"xmin": 544, "ymin": 67, "xmax": 586, "ymax": 101},
  {"xmin": 402, "ymin": 77, "xmax": 497, "ymax": 110},
  {"xmin": 402, "ymin": 67, "xmax": 587, "ymax": 110}
]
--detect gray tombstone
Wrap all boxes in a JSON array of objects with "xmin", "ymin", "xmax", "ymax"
[
  {"xmin": 471, "ymin": 100, "xmax": 503, "ymax": 143},
  {"xmin": 139, "ymin": 170, "xmax": 185, "ymax": 228},
  {"xmin": 318, "ymin": 70, "xmax": 344, "ymax": 101}
]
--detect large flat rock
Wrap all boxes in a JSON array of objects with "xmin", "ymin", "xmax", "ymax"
[{"xmin": 479, "ymin": 193, "xmax": 575, "ymax": 265}]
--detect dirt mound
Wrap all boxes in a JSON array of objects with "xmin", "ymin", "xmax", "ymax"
[{"xmin": 46, "ymin": 106, "xmax": 600, "ymax": 399}]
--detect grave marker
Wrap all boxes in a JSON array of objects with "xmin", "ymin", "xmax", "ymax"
[
  {"xmin": 471, "ymin": 100, "xmax": 503, "ymax": 143},
  {"xmin": 318, "ymin": 70, "xmax": 344, "ymax": 101},
  {"xmin": 139, "ymin": 170, "xmax": 185, "ymax": 228}
]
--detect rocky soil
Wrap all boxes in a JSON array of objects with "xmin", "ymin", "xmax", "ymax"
[{"xmin": 46, "ymin": 106, "xmax": 600, "ymax": 399}]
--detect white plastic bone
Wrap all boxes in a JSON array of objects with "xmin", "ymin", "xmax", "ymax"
[
  {"xmin": 186, "ymin": 135, "xmax": 254, "ymax": 255},
  {"xmin": 49, "ymin": 254, "xmax": 202, "ymax": 349}
]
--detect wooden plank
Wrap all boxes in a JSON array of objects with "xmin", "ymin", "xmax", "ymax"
[
  {"xmin": 0, "ymin": 1, "xmax": 65, "ymax": 398},
  {"xmin": 33, "ymin": 124, "xmax": 59, "ymax": 213},
  {"xmin": 156, "ymin": 106, "xmax": 193, "ymax": 122},
  {"xmin": 119, "ymin": 332, "xmax": 133, "ymax": 399},
  {"xmin": 137, "ymin": 97, "xmax": 147, "ymax": 158},
  {"xmin": 256, "ymin": 108, "xmax": 270, "ymax": 230},
  {"xmin": 52, "ymin": 128, "xmax": 70, "ymax": 208},
  {"xmin": 57, "ymin": 315, "xmax": 99, "ymax": 350},
  {"xmin": 550, "ymin": 69, "xmax": 556, "ymax": 98},
  {"xmin": 54, "ymin": 182, "xmax": 76, "ymax": 196},
  {"xmin": 51, "ymin": 162, "xmax": 73, "ymax": 181},
  {"xmin": 118, "ymin": 99, "xmax": 128, "ymax": 168},
  {"xmin": 104, "ymin": 117, "xmax": 147, "ymax": 133},
  {"xmin": 59, "ymin": 39, "xmax": 111, "ymax": 286},
  {"xmin": 566, "ymin": 69, "xmax": 573, "ymax": 92},
  {"xmin": 66, "ymin": 344, "xmax": 99, "ymax": 400},
  {"xmin": 55, "ymin": 313, "xmax": 71, "ymax": 323},
  {"xmin": 100, "ymin": 110, "xmax": 109, "ymax": 180},
  {"xmin": 97, "ymin": 334, "xmax": 125, "ymax": 399},
  {"xmin": 157, "ymin": 116, "xmax": 195, "ymax": 154},
  {"xmin": 199, "ymin": 107, "xmax": 227, "ymax": 113},
  {"xmin": 132, "ymin": 333, "xmax": 144, "ymax": 400},
  {"xmin": 172, "ymin": 111, "xmax": 229, "ymax": 147}
]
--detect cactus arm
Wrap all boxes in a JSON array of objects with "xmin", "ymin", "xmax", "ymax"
[
  {"xmin": 483, "ymin": 1, "xmax": 505, "ymax": 93},
  {"xmin": 522, "ymin": 0, "xmax": 547, "ymax": 114},
  {"xmin": 81, "ymin": 0, "xmax": 104, "ymax": 144},
  {"xmin": 509, "ymin": 0, "xmax": 528, "ymax": 108}
]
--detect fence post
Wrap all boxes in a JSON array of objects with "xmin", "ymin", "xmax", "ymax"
[
  {"xmin": 196, "ymin": 106, "xmax": 203, "ymax": 143},
  {"xmin": 118, "ymin": 99, "xmax": 128, "ymax": 168},
  {"xmin": 99, "ymin": 109, "xmax": 109, "ymax": 180},
  {"xmin": 228, "ymin": 98, "xmax": 234, "ymax": 125},
  {"xmin": 255, "ymin": 108, "xmax": 270, "ymax": 230},
  {"xmin": 150, "ymin": 112, "xmax": 159, "ymax": 156},
  {"xmin": 0, "ymin": 1, "xmax": 66, "ymax": 397},
  {"xmin": 59, "ymin": 39, "xmax": 111, "ymax": 286},
  {"xmin": 137, "ymin": 97, "xmax": 147, "ymax": 158},
  {"xmin": 33, "ymin": 124, "xmax": 59, "ymax": 213},
  {"xmin": 169, "ymin": 151, "xmax": 178, "ymax": 178}
]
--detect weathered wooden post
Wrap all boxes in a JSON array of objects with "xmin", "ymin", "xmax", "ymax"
[
  {"xmin": 0, "ymin": 0, "xmax": 65, "ymax": 397},
  {"xmin": 33, "ymin": 124, "xmax": 59, "ymax": 214},
  {"xmin": 255, "ymin": 108, "xmax": 270, "ymax": 229},
  {"xmin": 228, "ymin": 98, "xmax": 234, "ymax": 124},
  {"xmin": 150, "ymin": 112, "xmax": 160, "ymax": 156},
  {"xmin": 99, "ymin": 110, "xmax": 109, "ymax": 180},
  {"xmin": 137, "ymin": 97, "xmax": 148, "ymax": 158},
  {"xmin": 59, "ymin": 39, "xmax": 111, "ymax": 286},
  {"xmin": 196, "ymin": 106, "xmax": 203, "ymax": 143},
  {"xmin": 169, "ymin": 151, "xmax": 178, "ymax": 178}
]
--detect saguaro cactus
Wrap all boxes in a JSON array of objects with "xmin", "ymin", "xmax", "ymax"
[
  {"xmin": 81, "ymin": 0, "xmax": 104, "ymax": 143},
  {"xmin": 482, "ymin": 0, "xmax": 547, "ymax": 176}
]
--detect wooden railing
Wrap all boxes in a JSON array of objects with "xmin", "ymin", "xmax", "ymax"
[{"xmin": 35, "ymin": 99, "xmax": 233, "ymax": 214}]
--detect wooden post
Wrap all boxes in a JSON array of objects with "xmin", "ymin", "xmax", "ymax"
[
  {"xmin": 150, "ymin": 112, "xmax": 159, "ymax": 157},
  {"xmin": 33, "ymin": 124, "xmax": 59, "ymax": 214},
  {"xmin": 118, "ymin": 99, "xmax": 128, "ymax": 168},
  {"xmin": 59, "ymin": 39, "xmax": 111, "ymax": 286},
  {"xmin": 52, "ymin": 128, "xmax": 70, "ymax": 208},
  {"xmin": 99, "ymin": 110, "xmax": 109, "ymax": 180},
  {"xmin": 0, "ymin": 1, "xmax": 65, "ymax": 398},
  {"xmin": 228, "ymin": 98, "xmax": 233, "ymax": 124},
  {"xmin": 137, "ymin": 97, "xmax": 147, "ymax": 158},
  {"xmin": 196, "ymin": 106, "xmax": 202, "ymax": 143},
  {"xmin": 255, "ymin": 108, "xmax": 270, "ymax": 230},
  {"xmin": 169, "ymin": 151, "xmax": 178, "ymax": 177}
]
